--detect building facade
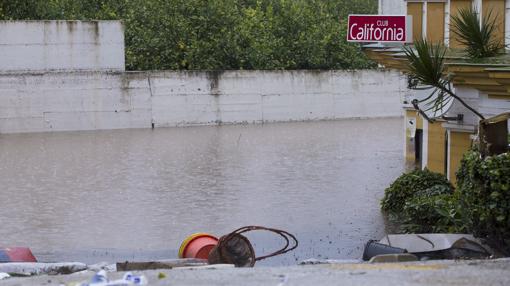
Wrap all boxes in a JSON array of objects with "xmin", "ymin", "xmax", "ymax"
[{"xmin": 372, "ymin": 0, "xmax": 510, "ymax": 184}]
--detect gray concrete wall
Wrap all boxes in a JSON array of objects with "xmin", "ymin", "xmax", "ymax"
[
  {"xmin": 0, "ymin": 70, "xmax": 406, "ymax": 134},
  {"xmin": 0, "ymin": 21, "xmax": 124, "ymax": 72}
]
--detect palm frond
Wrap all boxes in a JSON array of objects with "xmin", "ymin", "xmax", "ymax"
[
  {"xmin": 403, "ymin": 39, "xmax": 449, "ymax": 91},
  {"xmin": 403, "ymin": 39, "xmax": 486, "ymax": 120},
  {"xmin": 451, "ymin": 8, "xmax": 503, "ymax": 58}
]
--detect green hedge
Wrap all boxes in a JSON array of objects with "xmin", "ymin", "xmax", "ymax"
[
  {"xmin": 382, "ymin": 151, "xmax": 510, "ymax": 254},
  {"xmin": 457, "ymin": 151, "xmax": 510, "ymax": 253},
  {"xmin": 400, "ymin": 192, "xmax": 468, "ymax": 233},
  {"xmin": 381, "ymin": 169, "xmax": 454, "ymax": 213},
  {"xmin": 0, "ymin": 0, "xmax": 377, "ymax": 71}
]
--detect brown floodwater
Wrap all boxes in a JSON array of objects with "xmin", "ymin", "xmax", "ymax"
[{"xmin": 0, "ymin": 118, "xmax": 404, "ymax": 266}]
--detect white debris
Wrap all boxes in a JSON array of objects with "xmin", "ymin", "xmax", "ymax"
[
  {"xmin": 79, "ymin": 270, "xmax": 147, "ymax": 286},
  {"xmin": 0, "ymin": 272, "xmax": 10, "ymax": 280}
]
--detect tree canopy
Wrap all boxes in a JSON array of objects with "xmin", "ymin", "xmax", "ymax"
[{"xmin": 0, "ymin": 0, "xmax": 377, "ymax": 71}]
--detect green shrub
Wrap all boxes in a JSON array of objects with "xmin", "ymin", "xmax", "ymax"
[
  {"xmin": 381, "ymin": 169, "xmax": 453, "ymax": 213},
  {"xmin": 383, "ymin": 150, "xmax": 509, "ymax": 253},
  {"xmin": 0, "ymin": 0, "xmax": 377, "ymax": 71},
  {"xmin": 400, "ymin": 192, "xmax": 468, "ymax": 233},
  {"xmin": 415, "ymin": 184, "xmax": 454, "ymax": 197},
  {"xmin": 457, "ymin": 150, "xmax": 510, "ymax": 253}
]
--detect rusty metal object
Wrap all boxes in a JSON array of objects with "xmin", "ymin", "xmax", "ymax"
[
  {"xmin": 208, "ymin": 226, "xmax": 298, "ymax": 267},
  {"xmin": 208, "ymin": 233, "xmax": 255, "ymax": 267}
]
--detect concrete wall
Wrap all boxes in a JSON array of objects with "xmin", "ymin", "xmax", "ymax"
[
  {"xmin": 0, "ymin": 21, "xmax": 124, "ymax": 72},
  {"xmin": 379, "ymin": 0, "xmax": 406, "ymax": 15},
  {"xmin": 446, "ymin": 86, "xmax": 510, "ymax": 127},
  {"xmin": 0, "ymin": 72, "xmax": 150, "ymax": 133},
  {"xmin": 0, "ymin": 70, "xmax": 406, "ymax": 134}
]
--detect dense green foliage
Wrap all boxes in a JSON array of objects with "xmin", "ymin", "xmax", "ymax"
[
  {"xmin": 380, "ymin": 169, "xmax": 453, "ymax": 213},
  {"xmin": 0, "ymin": 0, "xmax": 377, "ymax": 71},
  {"xmin": 400, "ymin": 192, "xmax": 467, "ymax": 233},
  {"xmin": 383, "ymin": 151, "xmax": 510, "ymax": 254},
  {"xmin": 398, "ymin": 184, "xmax": 460, "ymax": 233},
  {"xmin": 457, "ymin": 150, "xmax": 510, "ymax": 253}
]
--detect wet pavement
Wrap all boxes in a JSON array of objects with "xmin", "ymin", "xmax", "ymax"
[{"xmin": 0, "ymin": 118, "xmax": 404, "ymax": 265}]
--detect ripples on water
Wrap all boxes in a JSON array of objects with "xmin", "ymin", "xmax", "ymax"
[{"xmin": 0, "ymin": 118, "xmax": 404, "ymax": 266}]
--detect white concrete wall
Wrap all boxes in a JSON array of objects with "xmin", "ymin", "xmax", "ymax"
[
  {"xmin": 150, "ymin": 70, "xmax": 405, "ymax": 127},
  {"xmin": 446, "ymin": 86, "xmax": 481, "ymax": 126},
  {"xmin": 446, "ymin": 86, "xmax": 510, "ymax": 124},
  {"xmin": 0, "ymin": 72, "xmax": 150, "ymax": 133},
  {"xmin": 479, "ymin": 94, "xmax": 510, "ymax": 119},
  {"xmin": 379, "ymin": 0, "xmax": 406, "ymax": 15},
  {"xmin": 0, "ymin": 21, "xmax": 124, "ymax": 72},
  {"xmin": 0, "ymin": 70, "xmax": 406, "ymax": 134}
]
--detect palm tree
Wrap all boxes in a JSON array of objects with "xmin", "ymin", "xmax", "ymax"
[
  {"xmin": 403, "ymin": 39, "xmax": 485, "ymax": 120},
  {"xmin": 451, "ymin": 8, "xmax": 503, "ymax": 59}
]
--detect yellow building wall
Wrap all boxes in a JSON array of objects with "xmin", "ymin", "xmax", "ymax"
[
  {"xmin": 482, "ymin": 0, "xmax": 506, "ymax": 47},
  {"xmin": 488, "ymin": 94, "xmax": 510, "ymax": 100},
  {"xmin": 450, "ymin": 0, "xmax": 473, "ymax": 48},
  {"xmin": 407, "ymin": 2, "xmax": 423, "ymax": 42},
  {"xmin": 416, "ymin": 112, "xmax": 423, "ymax": 130},
  {"xmin": 427, "ymin": 2, "xmax": 446, "ymax": 44},
  {"xmin": 449, "ymin": 131, "xmax": 473, "ymax": 185},
  {"xmin": 405, "ymin": 110, "xmax": 423, "ymax": 162},
  {"xmin": 427, "ymin": 121, "xmax": 447, "ymax": 174}
]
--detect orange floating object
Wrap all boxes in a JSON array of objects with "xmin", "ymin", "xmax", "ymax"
[{"xmin": 178, "ymin": 233, "xmax": 218, "ymax": 260}]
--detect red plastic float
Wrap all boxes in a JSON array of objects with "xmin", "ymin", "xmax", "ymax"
[{"xmin": 178, "ymin": 233, "xmax": 219, "ymax": 260}]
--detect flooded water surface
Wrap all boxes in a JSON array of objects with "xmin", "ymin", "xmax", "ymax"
[{"xmin": 0, "ymin": 118, "xmax": 404, "ymax": 265}]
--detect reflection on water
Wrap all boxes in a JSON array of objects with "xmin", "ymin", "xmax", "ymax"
[{"xmin": 0, "ymin": 118, "xmax": 404, "ymax": 266}]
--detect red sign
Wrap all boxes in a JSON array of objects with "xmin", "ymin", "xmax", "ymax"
[{"xmin": 347, "ymin": 15, "xmax": 412, "ymax": 43}]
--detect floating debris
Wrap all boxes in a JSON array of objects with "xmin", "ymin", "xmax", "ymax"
[
  {"xmin": 0, "ymin": 247, "xmax": 37, "ymax": 263},
  {"xmin": 363, "ymin": 234, "xmax": 492, "ymax": 262},
  {"xmin": 208, "ymin": 226, "xmax": 298, "ymax": 267}
]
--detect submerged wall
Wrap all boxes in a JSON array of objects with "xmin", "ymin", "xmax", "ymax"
[{"xmin": 0, "ymin": 70, "xmax": 406, "ymax": 134}]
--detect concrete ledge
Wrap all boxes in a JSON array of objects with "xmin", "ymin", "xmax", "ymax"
[
  {"xmin": 0, "ymin": 262, "xmax": 87, "ymax": 276},
  {"xmin": 1, "ymin": 259, "xmax": 509, "ymax": 285}
]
